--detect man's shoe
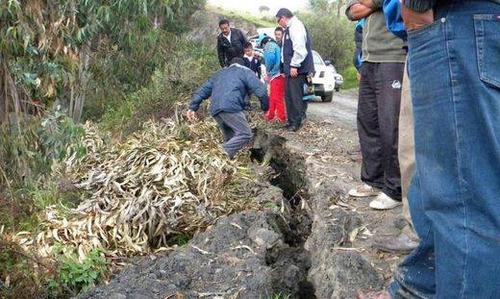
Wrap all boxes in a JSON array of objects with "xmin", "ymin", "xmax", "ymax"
[
  {"xmin": 348, "ymin": 183, "xmax": 381, "ymax": 197},
  {"xmin": 373, "ymin": 233, "xmax": 419, "ymax": 253},
  {"xmin": 288, "ymin": 124, "xmax": 301, "ymax": 132},
  {"xmin": 283, "ymin": 122, "xmax": 292, "ymax": 129},
  {"xmin": 369, "ymin": 193, "xmax": 402, "ymax": 210}
]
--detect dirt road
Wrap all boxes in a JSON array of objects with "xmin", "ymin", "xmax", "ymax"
[{"xmin": 306, "ymin": 90, "xmax": 358, "ymax": 129}]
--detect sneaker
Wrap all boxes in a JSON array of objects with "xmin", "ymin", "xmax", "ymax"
[
  {"xmin": 348, "ymin": 183, "xmax": 381, "ymax": 197},
  {"xmin": 369, "ymin": 193, "xmax": 402, "ymax": 210}
]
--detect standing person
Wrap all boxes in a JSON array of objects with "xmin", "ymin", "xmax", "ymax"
[
  {"xmin": 353, "ymin": 19, "xmax": 365, "ymax": 72},
  {"xmin": 372, "ymin": 0, "xmax": 419, "ymax": 253},
  {"xmin": 390, "ymin": 0, "xmax": 499, "ymax": 298},
  {"xmin": 259, "ymin": 35, "xmax": 287, "ymax": 123},
  {"xmin": 243, "ymin": 42, "xmax": 262, "ymax": 79},
  {"xmin": 358, "ymin": 0, "xmax": 500, "ymax": 298},
  {"xmin": 274, "ymin": 26, "xmax": 284, "ymax": 46},
  {"xmin": 346, "ymin": 0, "xmax": 406, "ymax": 210},
  {"xmin": 276, "ymin": 8, "xmax": 315, "ymax": 132},
  {"xmin": 216, "ymin": 19, "xmax": 248, "ymax": 68},
  {"xmin": 187, "ymin": 57, "xmax": 268, "ymax": 159}
]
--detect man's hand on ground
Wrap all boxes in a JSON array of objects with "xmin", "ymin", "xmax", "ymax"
[
  {"xmin": 401, "ymin": 2, "xmax": 434, "ymax": 31},
  {"xmin": 186, "ymin": 110, "xmax": 198, "ymax": 122},
  {"xmin": 290, "ymin": 67, "xmax": 298, "ymax": 78}
]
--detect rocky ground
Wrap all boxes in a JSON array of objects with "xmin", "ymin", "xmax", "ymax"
[{"xmin": 81, "ymin": 90, "xmax": 409, "ymax": 299}]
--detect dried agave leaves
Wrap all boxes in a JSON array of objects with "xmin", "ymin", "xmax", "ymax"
[{"xmin": 16, "ymin": 119, "xmax": 262, "ymax": 261}]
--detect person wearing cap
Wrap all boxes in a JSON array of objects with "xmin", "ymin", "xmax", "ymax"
[
  {"xmin": 187, "ymin": 57, "xmax": 269, "ymax": 159},
  {"xmin": 275, "ymin": 8, "xmax": 314, "ymax": 132},
  {"xmin": 258, "ymin": 34, "xmax": 287, "ymax": 123}
]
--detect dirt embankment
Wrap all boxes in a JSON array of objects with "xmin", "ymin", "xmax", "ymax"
[{"xmin": 185, "ymin": 9, "xmax": 262, "ymax": 47}]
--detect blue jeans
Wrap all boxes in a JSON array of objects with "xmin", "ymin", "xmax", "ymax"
[{"xmin": 390, "ymin": 1, "xmax": 500, "ymax": 298}]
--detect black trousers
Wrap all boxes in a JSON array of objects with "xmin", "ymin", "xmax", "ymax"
[
  {"xmin": 285, "ymin": 74, "xmax": 307, "ymax": 127},
  {"xmin": 358, "ymin": 62, "xmax": 404, "ymax": 200}
]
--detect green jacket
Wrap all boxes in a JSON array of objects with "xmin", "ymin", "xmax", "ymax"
[{"xmin": 346, "ymin": 0, "xmax": 407, "ymax": 63}]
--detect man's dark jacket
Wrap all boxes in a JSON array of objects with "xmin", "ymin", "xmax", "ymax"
[
  {"xmin": 217, "ymin": 28, "xmax": 248, "ymax": 67},
  {"xmin": 190, "ymin": 64, "xmax": 268, "ymax": 116}
]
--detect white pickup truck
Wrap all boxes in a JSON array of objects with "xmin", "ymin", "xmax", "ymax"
[{"xmin": 311, "ymin": 50, "xmax": 343, "ymax": 102}]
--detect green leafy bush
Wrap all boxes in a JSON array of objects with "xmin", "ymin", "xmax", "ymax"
[
  {"xmin": 301, "ymin": 14, "xmax": 356, "ymax": 73},
  {"xmin": 342, "ymin": 66, "xmax": 359, "ymax": 90},
  {"xmin": 100, "ymin": 40, "xmax": 219, "ymax": 135},
  {"xmin": 49, "ymin": 249, "xmax": 108, "ymax": 297}
]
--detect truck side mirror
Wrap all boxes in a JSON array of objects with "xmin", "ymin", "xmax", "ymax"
[{"xmin": 324, "ymin": 60, "xmax": 331, "ymax": 66}]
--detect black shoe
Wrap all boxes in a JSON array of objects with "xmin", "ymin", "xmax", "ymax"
[
  {"xmin": 288, "ymin": 124, "xmax": 301, "ymax": 132},
  {"xmin": 283, "ymin": 122, "xmax": 292, "ymax": 129}
]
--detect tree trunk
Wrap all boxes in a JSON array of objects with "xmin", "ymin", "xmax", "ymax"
[{"xmin": 69, "ymin": 41, "xmax": 91, "ymax": 123}]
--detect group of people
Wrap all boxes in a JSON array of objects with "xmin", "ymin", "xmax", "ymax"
[
  {"xmin": 187, "ymin": 8, "xmax": 315, "ymax": 159},
  {"xmin": 188, "ymin": 1, "xmax": 500, "ymax": 298},
  {"xmin": 346, "ymin": 0, "xmax": 500, "ymax": 298}
]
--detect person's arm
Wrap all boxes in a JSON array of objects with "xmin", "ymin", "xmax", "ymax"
[
  {"xmin": 189, "ymin": 79, "xmax": 213, "ymax": 112},
  {"xmin": 403, "ymin": 0, "xmax": 436, "ymax": 13},
  {"xmin": 348, "ymin": 3, "xmax": 375, "ymax": 20},
  {"xmin": 401, "ymin": 0, "xmax": 434, "ymax": 30},
  {"xmin": 359, "ymin": 0, "xmax": 383, "ymax": 9},
  {"xmin": 244, "ymin": 70, "xmax": 268, "ymax": 111},
  {"xmin": 216, "ymin": 37, "xmax": 225, "ymax": 68},
  {"xmin": 289, "ymin": 21, "xmax": 308, "ymax": 69}
]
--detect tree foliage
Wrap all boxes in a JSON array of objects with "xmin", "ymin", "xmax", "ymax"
[
  {"xmin": 0, "ymin": 0, "xmax": 205, "ymax": 124},
  {"xmin": 302, "ymin": 13, "xmax": 355, "ymax": 73}
]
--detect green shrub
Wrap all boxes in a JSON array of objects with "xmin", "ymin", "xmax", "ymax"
[
  {"xmin": 100, "ymin": 40, "xmax": 218, "ymax": 135},
  {"xmin": 48, "ymin": 249, "xmax": 108, "ymax": 297},
  {"xmin": 0, "ymin": 111, "xmax": 85, "ymax": 189},
  {"xmin": 342, "ymin": 66, "xmax": 359, "ymax": 90},
  {"xmin": 301, "ymin": 14, "xmax": 356, "ymax": 73}
]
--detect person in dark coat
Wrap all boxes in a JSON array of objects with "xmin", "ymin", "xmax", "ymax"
[
  {"xmin": 243, "ymin": 42, "xmax": 262, "ymax": 79},
  {"xmin": 187, "ymin": 58, "xmax": 268, "ymax": 159},
  {"xmin": 216, "ymin": 19, "xmax": 248, "ymax": 68}
]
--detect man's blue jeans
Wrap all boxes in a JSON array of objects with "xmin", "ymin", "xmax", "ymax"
[{"xmin": 390, "ymin": 1, "xmax": 500, "ymax": 298}]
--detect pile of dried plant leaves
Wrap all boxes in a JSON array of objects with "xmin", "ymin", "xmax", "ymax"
[{"xmin": 14, "ymin": 118, "xmax": 266, "ymax": 261}]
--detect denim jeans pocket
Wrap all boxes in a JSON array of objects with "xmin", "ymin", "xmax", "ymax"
[
  {"xmin": 407, "ymin": 18, "xmax": 443, "ymax": 39},
  {"xmin": 474, "ymin": 14, "xmax": 500, "ymax": 89}
]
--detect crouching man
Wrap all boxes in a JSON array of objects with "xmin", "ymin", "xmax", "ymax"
[{"xmin": 187, "ymin": 57, "xmax": 269, "ymax": 159}]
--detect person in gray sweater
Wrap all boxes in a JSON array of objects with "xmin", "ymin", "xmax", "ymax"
[{"xmin": 346, "ymin": 0, "xmax": 406, "ymax": 211}]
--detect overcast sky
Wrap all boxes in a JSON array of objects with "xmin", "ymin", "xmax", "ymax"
[{"xmin": 207, "ymin": 0, "xmax": 309, "ymax": 15}]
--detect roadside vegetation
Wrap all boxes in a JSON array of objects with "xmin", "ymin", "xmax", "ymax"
[{"xmin": 301, "ymin": 0, "xmax": 358, "ymax": 90}]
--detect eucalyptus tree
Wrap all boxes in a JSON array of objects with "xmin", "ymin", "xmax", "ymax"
[{"xmin": 0, "ymin": 0, "xmax": 204, "ymax": 124}]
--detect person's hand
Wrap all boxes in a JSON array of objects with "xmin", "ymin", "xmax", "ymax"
[
  {"xmin": 290, "ymin": 67, "xmax": 298, "ymax": 78},
  {"xmin": 401, "ymin": 1, "xmax": 434, "ymax": 31},
  {"xmin": 186, "ymin": 110, "xmax": 198, "ymax": 122}
]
